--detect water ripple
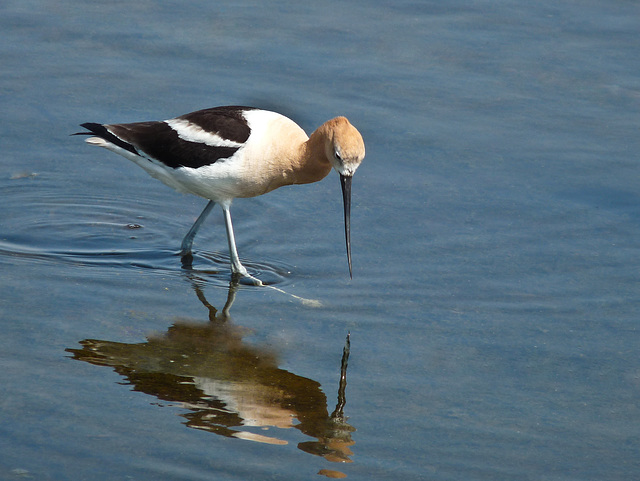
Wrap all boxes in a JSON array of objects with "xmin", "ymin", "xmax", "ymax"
[
  {"xmin": 0, "ymin": 240, "xmax": 291, "ymax": 287},
  {"xmin": 2, "ymin": 187, "xmax": 292, "ymax": 286}
]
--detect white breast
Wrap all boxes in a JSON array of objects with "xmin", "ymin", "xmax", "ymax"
[{"xmin": 168, "ymin": 110, "xmax": 309, "ymax": 202}]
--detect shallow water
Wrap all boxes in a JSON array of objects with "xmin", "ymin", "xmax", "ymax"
[{"xmin": 1, "ymin": 0, "xmax": 639, "ymax": 479}]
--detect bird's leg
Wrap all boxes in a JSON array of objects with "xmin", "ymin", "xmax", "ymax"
[
  {"xmin": 221, "ymin": 205, "xmax": 263, "ymax": 286},
  {"xmin": 180, "ymin": 200, "xmax": 216, "ymax": 256}
]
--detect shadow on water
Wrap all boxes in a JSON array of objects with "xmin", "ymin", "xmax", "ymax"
[{"xmin": 66, "ymin": 280, "xmax": 355, "ymax": 477}]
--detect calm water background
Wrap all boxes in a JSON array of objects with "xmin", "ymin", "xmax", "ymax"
[{"xmin": 1, "ymin": 0, "xmax": 639, "ymax": 479}]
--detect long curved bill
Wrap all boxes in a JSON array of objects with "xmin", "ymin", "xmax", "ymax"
[{"xmin": 340, "ymin": 174, "xmax": 353, "ymax": 279}]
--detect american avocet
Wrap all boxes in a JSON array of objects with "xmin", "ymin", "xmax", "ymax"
[{"xmin": 75, "ymin": 106, "xmax": 365, "ymax": 285}]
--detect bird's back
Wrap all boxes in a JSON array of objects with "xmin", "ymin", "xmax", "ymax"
[{"xmin": 80, "ymin": 106, "xmax": 312, "ymax": 202}]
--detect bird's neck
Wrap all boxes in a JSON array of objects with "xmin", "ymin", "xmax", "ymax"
[{"xmin": 290, "ymin": 125, "xmax": 332, "ymax": 185}]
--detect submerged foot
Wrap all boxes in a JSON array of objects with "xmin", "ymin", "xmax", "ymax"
[
  {"xmin": 180, "ymin": 252, "xmax": 194, "ymax": 269},
  {"xmin": 232, "ymin": 267, "xmax": 263, "ymax": 287},
  {"xmin": 180, "ymin": 251, "xmax": 263, "ymax": 286},
  {"xmin": 241, "ymin": 274, "xmax": 264, "ymax": 286}
]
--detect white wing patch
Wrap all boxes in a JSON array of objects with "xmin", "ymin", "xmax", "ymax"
[{"xmin": 165, "ymin": 118, "xmax": 244, "ymax": 148}]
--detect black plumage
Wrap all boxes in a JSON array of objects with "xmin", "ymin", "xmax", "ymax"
[{"xmin": 76, "ymin": 106, "xmax": 257, "ymax": 169}]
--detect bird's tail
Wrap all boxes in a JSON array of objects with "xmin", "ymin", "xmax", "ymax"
[{"xmin": 72, "ymin": 122, "xmax": 139, "ymax": 156}]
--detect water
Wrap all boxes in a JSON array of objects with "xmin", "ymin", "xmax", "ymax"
[{"xmin": 1, "ymin": 0, "xmax": 639, "ymax": 479}]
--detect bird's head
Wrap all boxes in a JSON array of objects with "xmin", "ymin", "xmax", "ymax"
[
  {"xmin": 324, "ymin": 116, "xmax": 365, "ymax": 177},
  {"xmin": 323, "ymin": 117, "xmax": 365, "ymax": 279}
]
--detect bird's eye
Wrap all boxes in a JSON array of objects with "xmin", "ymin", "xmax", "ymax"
[{"xmin": 335, "ymin": 150, "xmax": 342, "ymax": 162}]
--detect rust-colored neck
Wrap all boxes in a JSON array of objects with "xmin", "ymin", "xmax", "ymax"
[{"xmin": 290, "ymin": 124, "xmax": 332, "ymax": 185}]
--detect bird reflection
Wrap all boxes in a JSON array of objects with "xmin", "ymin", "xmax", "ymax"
[{"xmin": 66, "ymin": 282, "xmax": 355, "ymax": 466}]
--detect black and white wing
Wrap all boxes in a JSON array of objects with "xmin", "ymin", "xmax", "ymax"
[{"xmin": 76, "ymin": 106, "xmax": 257, "ymax": 169}]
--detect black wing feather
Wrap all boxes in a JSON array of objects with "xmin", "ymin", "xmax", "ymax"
[
  {"xmin": 77, "ymin": 106, "xmax": 257, "ymax": 169},
  {"xmin": 178, "ymin": 106, "xmax": 255, "ymax": 144}
]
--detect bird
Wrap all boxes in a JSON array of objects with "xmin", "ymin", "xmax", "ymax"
[{"xmin": 75, "ymin": 106, "xmax": 365, "ymax": 285}]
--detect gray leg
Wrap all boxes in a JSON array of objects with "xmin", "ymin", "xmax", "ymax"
[
  {"xmin": 180, "ymin": 200, "xmax": 216, "ymax": 256},
  {"xmin": 221, "ymin": 205, "xmax": 262, "ymax": 285},
  {"xmin": 221, "ymin": 204, "xmax": 248, "ymax": 276}
]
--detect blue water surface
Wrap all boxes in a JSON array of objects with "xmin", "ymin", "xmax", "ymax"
[{"xmin": 1, "ymin": 0, "xmax": 639, "ymax": 480}]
